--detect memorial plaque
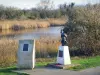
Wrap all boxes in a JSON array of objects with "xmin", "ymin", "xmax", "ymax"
[
  {"xmin": 23, "ymin": 44, "xmax": 29, "ymax": 51},
  {"xmin": 59, "ymin": 50, "xmax": 63, "ymax": 57}
]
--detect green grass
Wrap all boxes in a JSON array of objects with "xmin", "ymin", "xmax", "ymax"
[
  {"xmin": 0, "ymin": 66, "xmax": 29, "ymax": 75},
  {"xmin": 0, "ymin": 56, "xmax": 100, "ymax": 75},
  {"xmin": 36, "ymin": 56, "xmax": 100, "ymax": 71},
  {"xmin": 36, "ymin": 62, "xmax": 54, "ymax": 67},
  {"xmin": 70, "ymin": 56, "xmax": 100, "ymax": 71},
  {"xmin": 0, "ymin": 62, "xmax": 52, "ymax": 75}
]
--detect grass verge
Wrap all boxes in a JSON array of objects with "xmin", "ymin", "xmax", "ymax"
[
  {"xmin": 0, "ymin": 66, "xmax": 28, "ymax": 75},
  {"xmin": 69, "ymin": 56, "xmax": 100, "ymax": 71},
  {"xmin": 36, "ymin": 56, "xmax": 100, "ymax": 71},
  {"xmin": 0, "ymin": 56, "xmax": 100, "ymax": 75}
]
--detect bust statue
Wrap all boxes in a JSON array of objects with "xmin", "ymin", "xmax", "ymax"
[{"xmin": 61, "ymin": 29, "xmax": 68, "ymax": 46}]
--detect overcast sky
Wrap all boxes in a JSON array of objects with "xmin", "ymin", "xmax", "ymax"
[{"xmin": 0, "ymin": 0, "xmax": 99, "ymax": 9}]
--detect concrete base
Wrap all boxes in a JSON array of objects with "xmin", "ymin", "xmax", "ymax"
[
  {"xmin": 57, "ymin": 46, "xmax": 71, "ymax": 65},
  {"xmin": 17, "ymin": 40, "xmax": 35, "ymax": 69}
]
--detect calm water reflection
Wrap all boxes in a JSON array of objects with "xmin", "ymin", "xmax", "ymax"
[{"xmin": 0, "ymin": 26, "xmax": 63, "ymax": 39}]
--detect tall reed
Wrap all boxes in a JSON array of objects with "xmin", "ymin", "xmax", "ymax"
[{"xmin": 0, "ymin": 37, "xmax": 60, "ymax": 67}]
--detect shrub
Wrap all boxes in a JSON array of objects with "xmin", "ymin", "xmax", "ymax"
[{"xmin": 64, "ymin": 4, "xmax": 100, "ymax": 56}]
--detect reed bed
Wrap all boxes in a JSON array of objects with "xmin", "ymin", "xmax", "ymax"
[
  {"xmin": 48, "ymin": 18, "xmax": 67, "ymax": 26},
  {"xmin": 0, "ymin": 19, "xmax": 66, "ymax": 30},
  {"xmin": 36, "ymin": 37, "xmax": 60, "ymax": 58},
  {"xmin": 0, "ymin": 39, "xmax": 18, "ymax": 67},
  {"xmin": 0, "ymin": 37, "xmax": 60, "ymax": 67}
]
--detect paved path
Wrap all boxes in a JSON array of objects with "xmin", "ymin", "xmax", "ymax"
[{"xmin": 13, "ymin": 67, "xmax": 100, "ymax": 75}]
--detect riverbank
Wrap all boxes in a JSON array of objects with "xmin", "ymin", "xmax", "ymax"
[
  {"xmin": 0, "ymin": 18, "xmax": 66, "ymax": 30},
  {"xmin": 0, "ymin": 38, "xmax": 100, "ymax": 75}
]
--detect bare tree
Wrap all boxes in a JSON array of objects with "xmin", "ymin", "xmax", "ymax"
[{"xmin": 37, "ymin": 0, "xmax": 54, "ymax": 10}]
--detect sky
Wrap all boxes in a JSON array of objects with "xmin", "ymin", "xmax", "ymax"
[{"xmin": 0, "ymin": 0, "xmax": 100, "ymax": 9}]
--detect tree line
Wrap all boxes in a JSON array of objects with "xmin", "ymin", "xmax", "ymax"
[{"xmin": 0, "ymin": 3, "xmax": 69, "ymax": 20}]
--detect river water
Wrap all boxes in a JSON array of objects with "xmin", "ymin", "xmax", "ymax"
[{"xmin": 0, "ymin": 26, "xmax": 64, "ymax": 39}]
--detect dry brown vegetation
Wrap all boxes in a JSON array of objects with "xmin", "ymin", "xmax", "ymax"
[
  {"xmin": 0, "ymin": 37, "xmax": 60, "ymax": 67},
  {"xmin": 48, "ymin": 18, "xmax": 67, "ymax": 26},
  {"xmin": 36, "ymin": 37, "xmax": 60, "ymax": 57},
  {"xmin": 0, "ymin": 39, "xmax": 18, "ymax": 67},
  {"xmin": 0, "ymin": 19, "xmax": 66, "ymax": 30}
]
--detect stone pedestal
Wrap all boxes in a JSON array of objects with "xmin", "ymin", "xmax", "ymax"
[
  {"xmin": 17, "ymin": 40, "xmax": 35, "ymax": 69},
  {"xmin": 57, "ymin": 46, "xmax": 71, "ymax": 65}
]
